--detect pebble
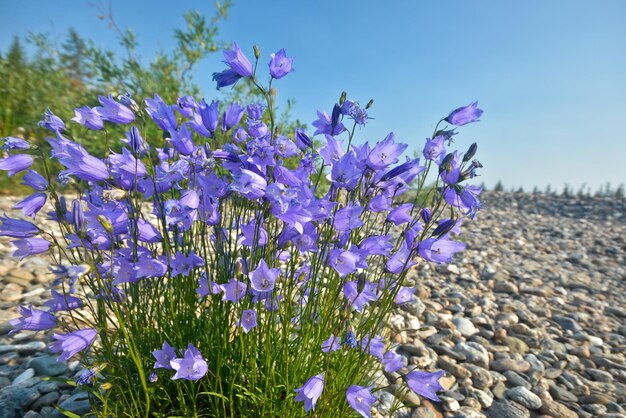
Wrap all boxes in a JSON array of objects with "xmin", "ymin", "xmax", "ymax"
[{"xmin": 505, "ymin": 386, "xmax": 542, "ymax": 409}]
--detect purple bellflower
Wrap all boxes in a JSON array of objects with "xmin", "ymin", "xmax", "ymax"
[
  {"xmin": 445, "ymin": 101, "xmax": 483, "ymax": 126},
  {"xmin": 382, "ymin": 350, "xmax": 405, "ymax": 373},
  {"xmin": 170, "ymin": 344, "xmax": 208, "ymax": 381},
  {"xmin": 294, "ymin": 374, "xmax": 324, "ymax": 412},
  {"xmin": 2, "ymin": 137, "xmax": 30, "ymax": 151},
  {"xmin": 0, "ymin": 154, "xmax": 33, "ymax": 176},
  {"xmin": 223, "ymin": 42, "xmax": 253, "ymax": 77},
  {"xmin": 72, "ymin": 106, "xmax": 104, "ymax": 130},
  {"xmin": 221, "ymin": 279, "xmax": 247, "ymax": 303},
  {"xmin": 406, "ymin": 369, "xmax": 445, "ymax": 402},
  {"xmin": 418, "ymin": 236, "xmax": 466, "ymax": 264},
  {"xmin": 50, "ymin": 328, "xmax": 97, "ymax": 362},
  {"xmin": 249, "ymin": 259, "xmax": 279, "ymax": 293},
  {"xmin": 346, "ymin": 385, "xmax": 376, "ymax": 418},
  {"xmin": 9, "ymin": 306, "xmax": 57, "ymax": 334},
  {"xmin": 12, "ymin": 237, "xmax": 51, "ymax": 260},
  {"xmin": 44, "ymin": 289, "xmax": 82, "ymax": 312},
  {"xmin": 95, "ymin": 94, "xmax": 134, "ymax": 124},
  {"xmin": 239, "ymin": 309, "xmax": 258, "ymax": 333},
  {"xmin": 39, "ymin": 108, "xmax": 66, "ymax": 133},
  {"xmin": 367, "ymin": 133, "xmax": 408, "ymax": 170},
  {"xmin": 269, "ymin": 49, "xmax": 294, "ymax": 79},
  {"xmin": 0, "ymin": 215, "xmax": 39, "ymax": 238},
  {"xmin": 14, "ymin": 192, "xmax": 47, "ymax": 218},
  {"xmin": 152, "ymin": 341, "xmax": 177, "ymax": 370},
  {"xmin": 321, "ymin": 334, "xmax": 341, "ymax": 353}
]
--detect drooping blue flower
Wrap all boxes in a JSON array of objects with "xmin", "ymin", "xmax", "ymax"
[
  {"xmin": 329, "ymin": 151, "xmax": 361, "ymax": 191},
  {"xmin": 170, "ymin": 251, "xmax": 204, "ymax": 277},
  {"xmin": 9, "ymin": 305, "xmax": 57, "ymax": 334},
  {"xmin": 0, "ymin": 215, "xmax": 39, "ymax": 238},
  {"xmin": 50, "ymin": 328, "xmax": 97, "ymax": 362},
  {"xmin": 176, "ymin": 95, "xmax": 197, "ymax": 118},
  {"xmin": 1, "ymin": 137, "xmax": 30, "ymax": 150},
  {"xmin": 76, "ymin": 367, "xmax": 98, "ymax": 385},
  {"xmin": 423, "ymin": 135, "xmax": 446, "ymax": 162},
  {"xmin": 72, "ymin": 106, "xmax": 104, "ymax": 130},
  {"xmin": 168, "ymin": 124, "xmax": 195, "ymax": 156},
  {"xmin": 406, "ymin": 369, "xmax": 445, "ymax": 402},
  {"xmin": 359, "ymin": 235, "xmax": 393, "ymax": 256},
  {"xmin": 269, "ymin": 48, "xmax": 294, "ymax": 79},
  {"xmin": 13, "ymin": 192, "xmax": 47, "ymax": 218},
  {"xmin": 223, "ymin": 42, "xmax": 253, "ymax": 77},
  {"xmin": 145, "ymin": 94, "xmax": 177, "ymax": 132},
  {"xmin": 361, "ymin": 335, "xmax": 385, "ymax": 359},
  {"xmin": 247, "ymin": 103, "xmax": 264, "ymax": 120},
  {"xmin": 0, "ymin": 154, "xmax": 33, "ymax": 176},
  {"xmin": 274, "ymin": 135, "xmax": 299, "ymax": 158},
  {"xmin": 294, "ymin": 374, "xmax": 324, "ymax": 412},
  {"xmin": 418, "ymin": 236, "xmax": 466, "ymax": 264},
  {"xmin": 152, "ymin": 341, "xmax": 177, "ymax": 370},
  {"xmin": 222, "ymin": 102, "xmax": 246, "ymax": 131},
  {"xmin": 170, "ymin": 344, "xmax": 208, "ymax": 381},
  {"xmin": 95, "ymin": 94, "xmax": 134, "ymax": 124},
  {"xmin": 230, "ymin": 169, "xmax": 267, "ymax": 200},
  {"xmin": 445, "ymin": 101, "xmax": 483, "ymax": 126},
  {"xmin": 386, "ymin": 243, "xmax": 416, "ymax": 274},
  {"xmin": 346, "ymin": 385, "xmax": 376, "ymax": 418},
  {"xmin": 21, "ymin": 170, "xmax": 48, "ymax": 191},
  {"xmin": 44, "ymin": 289, "xmax": 82, "ymax": 312},
  {"xmin": 334, "ymin": 204, "xmax": 364, "ymax": 231},
  {"xmin": 395, "ymin": 287, "xmax": 416, "ymax": 305},
  {"xmin": 12, "ymin": 237, "xmax": 51, "ymax": 260},
  {"xmin": 295, "ymin": 128, "xmax": 312, "ymax": 150},
  {"xmin": 212, "ymin": 68, "xmax": 242, "ymax": 89},
  {"xmin": 58, "ymin": 144, "xmax": 109, "ymax": 182},
  {"xmin": 38, "ymin": 108, "xmax": 66, "ymax": 133},
  {"xmin": 382, "ymin": 350, "xmax": 405, "ymax": 373},
  {"xmin": 387, "ymin": 203, "xmax": 414, "ymax": 225},
  {"xmin": 343, "ymin": 281, "xmax": 379, "ymax": 312}
]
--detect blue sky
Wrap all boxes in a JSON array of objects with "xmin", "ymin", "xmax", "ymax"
[{"xmin": 1, "ymin": 0, "xmax": 625, "ymax": 191}]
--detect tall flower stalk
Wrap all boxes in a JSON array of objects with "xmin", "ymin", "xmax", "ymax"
[{"xmin": 2, "ymin": 43, "xmax": 484, "ymax": 417}]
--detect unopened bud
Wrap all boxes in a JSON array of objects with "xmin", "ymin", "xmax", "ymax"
[
  {"xmin": 462, "ymin": 143, "xmax": 477, "ymax": 162},
  {"xmin": 366, "ymin": 99, "xmax": 374, "ymax": 109},
  {"xmin": 97, "ymin": 215, "xmax": 113, "ymax": 234},
  {"xmin": 253, "ymin": 45, "xmax": 260, "ymax": 60},
  {"xmin": 432, "ymin": 218, "xmax": 456, "ymax": 237},
  {"xmin": 420, "ymin": 208, "xmax": 432, "ymax": 224},
  {"xmin": 339, "ymin": 91, "xmax": 347, "ymax": 105}
]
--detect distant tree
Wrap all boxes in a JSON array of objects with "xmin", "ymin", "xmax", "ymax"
[
  {"xmin": 615, "ymin": 184, "xmax": 624, "ymax": 199},
  {"xmin": 61, "ymin": 28, "xmax": 94, "ymax": 86},
  {"xmin": 562, "ymin": 184, "xmax": 571, "ymax": 197},
  {"xmin": 494, "ymin": 180, "xmax": 504, "ymax": 192},
  {"xmin": 532, "ymin": 186, "xmax": 540, "ymax": 194}
]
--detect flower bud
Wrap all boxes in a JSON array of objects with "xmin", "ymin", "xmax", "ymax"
[
  {"xmin": 431, "ymin": 218, "xmax": 456, "ymax": 237},
  {"xmin": 253, "ymin": 45, "xmax": 260, "ymax": 60},
  {"xmin": 339, "ymin": 91, "xmax": 347, "ymax": 105},
  {"xmin": 71, "ymin": 200, "xmax": 84, "ymax": 232},
  {"xmin": 366, "ymin": 99, "xmax": 374, "ymax": 109},
  {"xmin": 462, "ymin": 143, "xmax": 477, "ymax": 162},
  {"xmin": 97, "ymin": 215, "xmax": 113, "ymax": 234},
  {"xmin": 420, "ymin": 208, "xmax": 432, "ymax": 224},
  {"xmin": 331, "ymin": 104, "xmax": 342, "ymax": 130}
]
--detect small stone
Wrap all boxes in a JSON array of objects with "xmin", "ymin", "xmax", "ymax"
[
  {"xmin": 12, "ymin": 368, "xmax": 35, "ymax": 385},
  {"xmin": 47, "ymin": 392, "xmax": 92, "ymax": 418},
  {"xmin": 485, "ymin": 399, "xmax": 530, "ymax": 418},
  {"xmin": 552, "ymin": 315, "xmax": 582, "ymax": 333},
  {"xmin": 579, "ymin": 393, "xmax": 612, "ymax": 404},
  {"xmin": 437, "ymin": 356, "xmax": 471, "ymax": 380},
  {"xmin": 490, "ymin": 359, "xmax": 531, "ymax": 374},
  {"xmin": 28, "ymin": 355, "xmax": 68, "ymax": 377},
  {"xmin": 31, "ymin": 391, "xmax": 60, "ymax": 410},
  {"xmin": 502, "ymin": 371, "xmax": 531, "ymax": 389},
  {"xmin": 506, "ymin": 386, "xmax": 542, "ymax": 409},
  {"xmin": 454, "ymin": 342, "xmax": 489, "ymax": 367},
  {"xmin": 453, "ymin": 318, "xmax": 479, "ymax": 337},
  {"xmin": 585, "ymin": 368, "xmax": 613, "ymax": 383},
  {"xmin": 500, "ymin": 337, "xmax": 529, "ymax": 354},
  {"xmin": 493, "ymin": 281, "xmax": 518, "ymax": 294},
  {"xmin": 449, "ymin": 407, "xmax": 487, "ymax": 418},
  {"xmin": 539, "ymin": 398, "xmax": 578, "ymax": 418}
]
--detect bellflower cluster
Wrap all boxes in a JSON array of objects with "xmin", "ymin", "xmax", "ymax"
[{"xmin": 4, "ymin": 43, "xmax": 484, "ymax": 417}]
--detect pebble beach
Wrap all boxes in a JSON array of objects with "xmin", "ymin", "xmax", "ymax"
[{"xmin": 0, "ymin": 191, "xmax": 624, "ymax": 418}]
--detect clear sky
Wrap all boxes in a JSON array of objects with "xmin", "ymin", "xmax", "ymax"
[{"xmin": 1, "ymin": 0, "xmax": 625, "ymax": 192}]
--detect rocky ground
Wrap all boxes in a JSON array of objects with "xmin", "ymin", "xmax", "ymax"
[{"xmin": 0, "ymin": 191, "xmax": 625, "ymax": 418}]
